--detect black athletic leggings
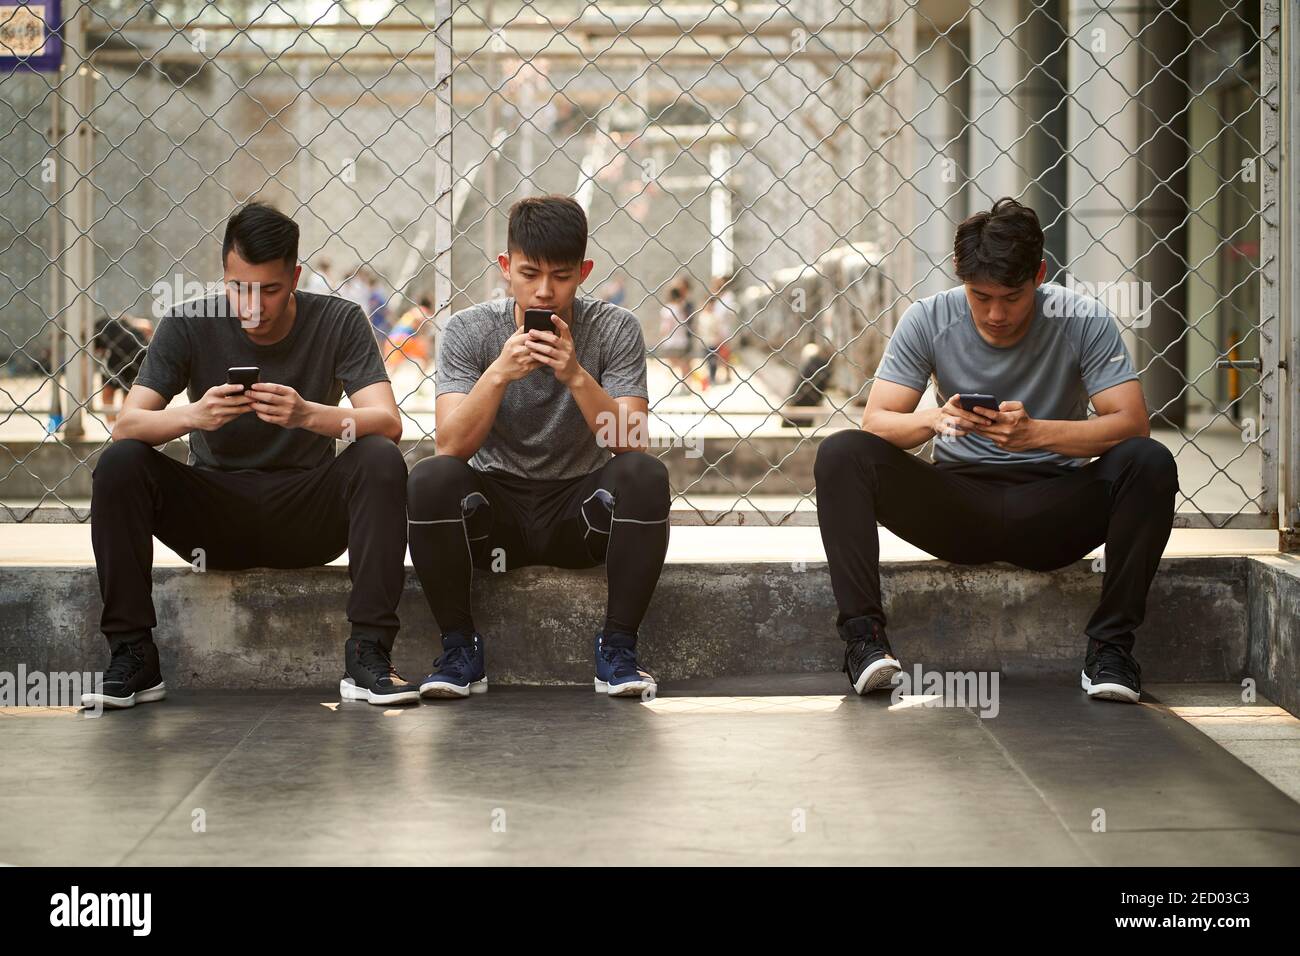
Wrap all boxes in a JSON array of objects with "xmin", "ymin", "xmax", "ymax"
[
  {"xmin": 814, "ymin": 431, "xmax": 1179, "ymax": 652},
  {"xmin": 406, "ymin": 451, "xmax": 671, "ymax": 639}
]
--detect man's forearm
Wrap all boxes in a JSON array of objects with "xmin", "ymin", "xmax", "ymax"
[
  {"xmin": 860, "ymin": 407, "xmax": 936, "ymax": 450},
  {"xmin": 1029, "ymin": 414, "xmax": 1148, "ymax": 459},
  {"xmin": 304, "ymin": 402, "xmax": 402, "ymax": 442},
  {"xmin": 436, "ymin": 370, "xmax": 509, "ymax": 458},
  {"xmin": 569, "ymin": 368, "xmax": 646, "ymax": 453},
  {"xmin": 111, "ymin": 405, "xmax": 194, "ymax": 445}
]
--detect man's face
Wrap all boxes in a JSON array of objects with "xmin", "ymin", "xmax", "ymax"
[
  {"xmin": 961, "ymin": 260, "xmax": 1046, "ymax": 346},
  {"xmin": 498, "ymin": 251, "xmax": 594, "ymax": 321},
  {"xmin": 223, "ymin": 247, "xmax": 299, "ymax": 332}
]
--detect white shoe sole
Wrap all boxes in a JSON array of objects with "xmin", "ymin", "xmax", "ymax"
[
  {"xmin": 1080, "ymin": 670, "xmax": 1140, "ymax": 704},
  {"xmin": 419, "ymin": 677, "xmax": 488, "ymax": 699},
  {"xmin": 595, "ymin": 677, "xmax": 656, "ymax": 698},
  {"xmin": 339, "ymin": 677, "xmax": 420, "ymax": 706},
  {"xmin": 80, "ymin": 682, "xmax": 167, "ymax": 710},
  {"xmin": 853, "ymin": 657, "xmax": 901, "ymax": 695}
]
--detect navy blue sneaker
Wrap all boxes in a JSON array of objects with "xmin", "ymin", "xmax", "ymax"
[
  {"xmin": 420, "ymin": 632, "xmax": 487, "ymax": 699},
  {"xmin": 594, "ymin": 631, "xmax": 656, "ymax": 698}
]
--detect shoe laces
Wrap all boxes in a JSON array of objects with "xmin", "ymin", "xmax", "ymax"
[
  {"xmin": 843, "ymin": 625, "xmax": 888, "ymax": 673},
  {"xmin": 1091, "ymin": 642, "xmax": 1140, "ymax": 684},
  {"xmin": 600, "ymin": 640, "xmax": 640, "ymax": 678},
  {"xmin": 433, "ymin": 641, "xmax": 475, "ymax": 678},
  {"xmin": 104, "ymin": 643, "xmax": 145, "ymax": 685},
  {"xmin": 356, "ymin": 640, "xmax": 398, "ymax": 682}
]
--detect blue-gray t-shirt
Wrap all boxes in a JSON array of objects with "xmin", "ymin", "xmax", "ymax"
[
  {"xmin": 875, "ymin": 282, "xmax": 1139, "ymax": 467},
  {"xmin": 435, "ymin": 295, "xmax": 649, "ymax": 480},
  {"xmin": 134, "ymin": 290, "xmax": 389, "ymax": 472}
]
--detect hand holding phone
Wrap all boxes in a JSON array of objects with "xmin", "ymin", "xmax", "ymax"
[
  {"xmin": 934, "ymin": 393, "xmax": 992, "ymax": 440},
  {"xmin": 523, "ymin": 308, "xmax": 556, "ymax": 335},
  {"xmin": 226, "ymin": 366, "xmax": 260, "ymax": 392},
  {"xmin": 189, "ymin": 382, "xmax": 253, "ymax": 432},
  {"xmin": 958, "ymin": 392, "xmax": 1000, "ymax": 415}
]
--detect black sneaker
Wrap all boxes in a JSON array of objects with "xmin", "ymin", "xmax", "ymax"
[
  {"xmin": 81, "ymin": 637, "xmax": 167, "ymax": 710},
  {"xmin": 1081, "ymin": 639, "xmax": 1142, "ymax": 703},
  {"xmin": 340, "ymin": 637, "xmax": 420, "ymax": 705},
  {"xmin": 840, "ymin": 616, "xmax": 901, "ymax": 695}
]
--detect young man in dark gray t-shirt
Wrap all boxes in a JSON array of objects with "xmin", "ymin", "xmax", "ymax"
[
  {"xmin": 816, "ymin": 198, "xmax": 1178, "ymax": 705},
  {"xmin": 84, "ymin": 202, "xmax": 420, "ymax": 711},
  {"xmin": 406, "ymin": 195, "xmax": 670, "ymax": 699}
]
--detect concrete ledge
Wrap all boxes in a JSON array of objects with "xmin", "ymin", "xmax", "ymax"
[
  {"xmin": 1246, "ymin": 554, "xmax": 1300, "ymax": 717},
  {"xmin": 0, "ymin": 555, "xmax": 1250, "ymax": 689}
]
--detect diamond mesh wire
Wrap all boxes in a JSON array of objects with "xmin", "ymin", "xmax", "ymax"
[{"xmin": 0, "ymin": 0, "xmax": 1285, "ymax": 530}]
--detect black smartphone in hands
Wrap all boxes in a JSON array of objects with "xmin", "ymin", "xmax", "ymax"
[
  {"xmin": 226, "ymin": 366, "xmax": 260, "ymax": 392},
  {"xmin": 523, "ymin": 308, "xmax": 556, "ymax": 335},
  {"xmin": 959, "ymin": 393, "xmax": 1000, "ymax": 414}
]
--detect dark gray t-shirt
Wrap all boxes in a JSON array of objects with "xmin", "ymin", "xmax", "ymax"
[
  {"xmin": 876, "ymin": 282, "xmax": 1140, "ymax": 467},
  {"xmin": 135, "ymin": 290, "xmax": 389, "ymax": 471},
  {"xmin": 436, "ymin": 295, "xmax": 649, "ymax": 480}
]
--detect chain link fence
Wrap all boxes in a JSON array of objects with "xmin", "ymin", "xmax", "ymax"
[{"xmin": 0, "ymin": 0, "xmax": 1291, "ymax": 531}]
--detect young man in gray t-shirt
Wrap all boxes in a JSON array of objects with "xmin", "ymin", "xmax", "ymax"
[
  {"xmin": 84, "ymin": 203, "xmax": 419, "ymax": 711},
  {"xmin": 406, "ymin": 195, "xmax": 670, "ymax": 699},
  {"xmin": 816, "ymin": 198, "xmax": 1178, "ymax": 705}
]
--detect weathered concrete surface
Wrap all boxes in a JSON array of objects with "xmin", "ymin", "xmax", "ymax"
[
  {"xmin": 0, "ymin": 556, "xmax": 1249, "ymax": 689},
  {"xmin": 1247, "ymin": 554, "xmax": 1300, "ymax": 718},
  {"xmin": 2, "ymin": 679, "xmax": 1297, "ymax": 866}
]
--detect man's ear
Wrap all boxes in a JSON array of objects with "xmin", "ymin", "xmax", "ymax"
[
  {"xmin": 291, "ymin": 264, "xmax": 302, "ymax": 290},
  {"xmin": 579, "ymin": 259, "xmax": 595, "ymax": 284},
  {"xmin": 497, "ymin": 252, "xmax": 511, "ymax": 283},
  {"xmin": 1035, "ymin": 259, "xmax": 1047, "ymax": 286}
]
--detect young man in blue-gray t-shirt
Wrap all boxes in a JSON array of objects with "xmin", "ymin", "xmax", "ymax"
[{"xmin": 816, "ymin": 198, "xmax": 1178, "ymax": 704}]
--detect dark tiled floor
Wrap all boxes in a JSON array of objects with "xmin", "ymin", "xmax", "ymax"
[{"xmin": 1, "ymin": 675, "xmax": 1297, "ymax": 865}]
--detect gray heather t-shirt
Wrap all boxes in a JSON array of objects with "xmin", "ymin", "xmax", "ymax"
[
  {"xmin": 134, "ymin": 290, "xmax": 389, "ymax": 472},
  {"xmin": 436, "ymin": 295, "xmax": 649, "ymax": 480},
  {"xmin": 876, "ymin": 282, "xmax": 1140, "ymax": 467}
]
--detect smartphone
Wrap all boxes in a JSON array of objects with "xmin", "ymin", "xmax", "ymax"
[
  {"xmin": 226, "ymin": 366, "xmax": 260, "ymax": 392},
  {"xmin": 958, "ymin": 393, "xmax": 1000, "ymax": 414},
  {"xmin": 523, "ymin": 308, "xmax": 556, "ymax": 335}
]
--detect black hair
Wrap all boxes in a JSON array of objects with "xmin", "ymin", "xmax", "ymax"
[
  {"xmin": 222, "ymin": 201, "xmax": 299, "ymax": 269},
  {"xmin": 507, "ymin": 194, "xmax": 587, "ymax": 267},
  {"xmin": 953, "ymin": 197, "xmax": 1044, "ymax": 287}
]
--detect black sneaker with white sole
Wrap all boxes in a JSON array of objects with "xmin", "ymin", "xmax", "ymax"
[
  {"xmin": 340, "ymin": 637, "xmax": 421, "ymax": 705},
  {"xmin": 81, "ymin": 637, "xmax": 167, "ymax": 710},
  {"xmin": 840, "ymin": 616, "xmax": 901, "ymax": 695},
  {"xmin": 1081, "ymin": 639, "xmax": 1142, "ymax": 704}
]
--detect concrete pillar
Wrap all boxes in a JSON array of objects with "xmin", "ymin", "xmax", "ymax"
[
  {"xmin": 968, "ymin": 0, "xmax": 1025, "ymax": 210},
  {"xmin": 1136, "ymin": 0, "xmax": 1190, "ymax": 428},
  {"xmin": 1066, "ymin": 0, "xmax": 1142, "ymax": 359},
  {"xmin": 912, "ymin": 28, "xmax": 968, "ymax": 299},
  {"xmin": 1018, "ymin": 0, "xmax": 1069, "ymax": 279}
]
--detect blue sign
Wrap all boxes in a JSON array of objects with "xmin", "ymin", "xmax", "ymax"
[{"xmin": 1, "ymin": 1, "xmax": 62, "ymax": 74}]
